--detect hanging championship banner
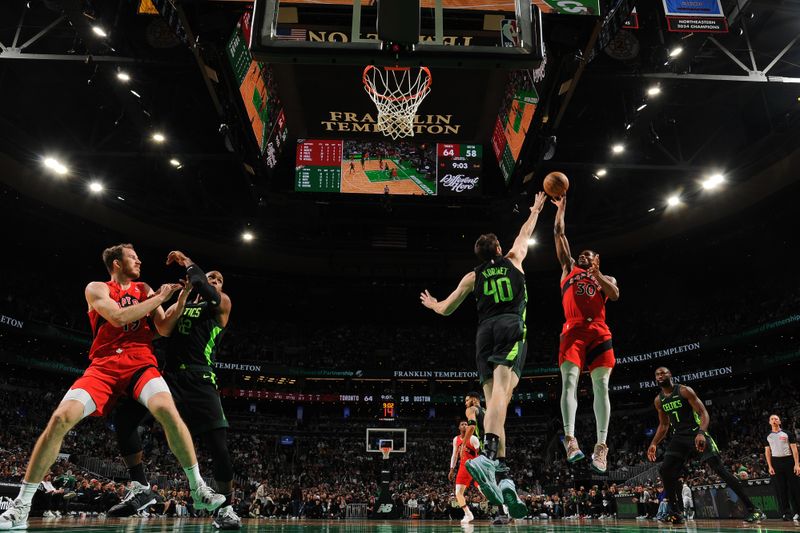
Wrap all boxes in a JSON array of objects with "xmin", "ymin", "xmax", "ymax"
[{"xmin": 663, "ymin": 0, "xmax": 728, "ymax": 33}]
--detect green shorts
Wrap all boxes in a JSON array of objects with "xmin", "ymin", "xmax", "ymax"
[
  {"xmin": 164, "ymin": 368, "xmax": 228, "ymax": 436},
  {"xmin": 475, "ymin": 314, "xmax": 527, "ymax": 385}
]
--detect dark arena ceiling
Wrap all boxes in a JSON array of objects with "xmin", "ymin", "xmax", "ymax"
[{"xmin": 1, "ymin": 0, "xmax": 799, "ymax": 279}]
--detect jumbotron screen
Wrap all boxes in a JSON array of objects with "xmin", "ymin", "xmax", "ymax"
[{"xmin": 295, "ymin": 139, "xmax": 482, "ymax": 196}]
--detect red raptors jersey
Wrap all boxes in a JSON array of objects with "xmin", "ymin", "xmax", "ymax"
[
  {"xmin": 456, "ymin": 435, "xmax": 479, "ymax": 460},
  {"xmin": 88, "ymin": 281, "xmax": 155, "ymax": 360},
  {"xmin": 561, "ymin": 266, "xmax": 607, "ymax": 323}
]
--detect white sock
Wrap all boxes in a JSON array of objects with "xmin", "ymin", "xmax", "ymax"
[
  {"xmin": 183, "ymin": 463, "xmax": 204, "ymax": 491},
  {"xmin": 560, "ymin": 362, "xmax": 580, "ymax": 437},
  {"xmin": 591, "ymin": 366, "xmax": 612, "ymax": 445},
  {"xmin": 17, "ymin": 481, "xmax": 39, "ymax": 506}
]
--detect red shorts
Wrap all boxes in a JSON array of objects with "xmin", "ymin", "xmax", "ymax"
[
  {"xmin": 456, "ymin": 462, "xmax": 477, "ymax": 487},
  {"xmin": 558, "ymin": 321, "xmax": 615, "ymax": 371},
  {"xmin": 67, "ymin": 350, "xmax": 163, "ymax": 417}
]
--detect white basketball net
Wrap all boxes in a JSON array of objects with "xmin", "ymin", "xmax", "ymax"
[{"xmin": 363, "ymin": 66, "xmax": 432, "ymax": 140}]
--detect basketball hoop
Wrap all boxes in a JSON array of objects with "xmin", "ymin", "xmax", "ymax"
[
  {"xmin": 363, "ymin": 65, "xmax": 432, "ymax": 140},
  {"xmin": 380, "ymin": 446, "xmax": 392, "ymax": 460}
]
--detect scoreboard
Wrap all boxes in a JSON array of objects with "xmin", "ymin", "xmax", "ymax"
[
  {"xmin": 436, "ymin": 143, "xmax": 482, "ymax": 195},
  {"xmin": 295, "ymin": 139, "xmax": 343, "ymax": 192}
]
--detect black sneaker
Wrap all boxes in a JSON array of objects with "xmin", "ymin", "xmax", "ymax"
[
  {"xmin": 744, "ymin": 509, "xmax": 766, "ymax": 523},
  {"xmin": 662, "ymin": 511, "xmax": 684, "ymax": 524},
  {"xmin": 108, "ymin": 481, "xmax": 157, "ymax": 517},
  {"xmin": 491, "ymin": 513, "xmax": 512, "ymax": 526}
]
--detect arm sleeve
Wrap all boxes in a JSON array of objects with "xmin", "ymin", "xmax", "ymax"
[
  {"xmin": 469, "ymin": 436, "xmax": 480, "ymax": 449},
  {"xmin": 450, "ymin": 437, "xmax": 459, "ymax": 469},
  {"xmin": 186, "ymin": 264, "xmax": 220, "ymax": 306}
]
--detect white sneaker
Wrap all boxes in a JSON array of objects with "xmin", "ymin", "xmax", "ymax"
[
  {"xmin": 192, "ymin": 484, "xmax": 225, "ymax": 512},
  {"xmin": 590, "ymin": 443, "xmax": 608, "ymax": 473},
  {"xmin": 0, "ymin": 498, "xmax": 30, "ymax": 531},
  {"xmin": 213, "ymin": 505, "xmax": 242, "ymax": 530},
  {"xmin": 461, "ymin": 511, "xmax": 474, "ymax": 525},
  {"xmin": 563, "ymin": 437, "xmax": 585, "ymax": 463}
]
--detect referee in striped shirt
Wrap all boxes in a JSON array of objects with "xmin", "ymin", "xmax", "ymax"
[{"xmin": 765, "ymin": 414, "xmax": 800, "ymax": 521}]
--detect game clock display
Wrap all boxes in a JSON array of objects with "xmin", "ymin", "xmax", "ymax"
[{"xmin": 295, "ymin": 139, "xmax": 481, "ymax": 196}]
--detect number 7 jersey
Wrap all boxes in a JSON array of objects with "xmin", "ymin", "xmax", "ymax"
[{"xmin": 473, "ymin": 256, "xmax": 527, "ymax": 323}]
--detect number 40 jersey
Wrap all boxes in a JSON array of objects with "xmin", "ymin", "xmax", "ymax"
[{"xmin": 473, "ymin": 255, "xmax": 527, "ymax": 324}]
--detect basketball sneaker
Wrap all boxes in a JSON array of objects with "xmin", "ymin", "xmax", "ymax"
[
  {"xmin": 108, "ymin": 481, "xmax": 157, "ymax": 517},
  {"xmin": 590, "ymin": 443, "xmax": 608, "ymax": 474},
  {"xmin": 0, "ymin": 498, "xmax": 29, "ymax": 531},
  {"xmin": 498, "ymin": 479, "xmax": 528, "ymax": 519},
  {"xmin": 460, "ymin": 507, "xmax": 474, "ymax": 525},
  {"xmin": 192, "ymin": 483, "xmax": 226, "ymax": 512},
  {"xmin": 491, "ymin": 512, "xmax": 511, "ymax": 526},
  {"xmin": 744, "ymin": 509, "xmax": 766, "ymax": 523},
  {"xmin": 465, "ymin": 455, "xmax": 502, "ymax": 505},
  {"xmin": 661, "ymin": 511, "xmax": 684, "ymax": 524},
  {"xmin": 213, "ymin": 505, "xmax": 242, "ymax": 530},
  {"xmin": 563, "ymin": 436, "xmax": 585, "ymax": 463}
]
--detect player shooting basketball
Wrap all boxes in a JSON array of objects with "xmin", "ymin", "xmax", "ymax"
[{"xmin": 552, "ymin": 194, "xmax": 619, "ymax": 474}]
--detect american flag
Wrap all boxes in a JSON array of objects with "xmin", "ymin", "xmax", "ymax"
[{"xmin": 275, "ymin": 28, "xmax": 308, "ymax": 41}]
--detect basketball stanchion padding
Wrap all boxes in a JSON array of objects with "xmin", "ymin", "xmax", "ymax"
[{"xmin": 363, "ymin": 65, "xmax": 432, "ymax": 140}]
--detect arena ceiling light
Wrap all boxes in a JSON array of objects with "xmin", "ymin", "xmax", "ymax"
[
  {"xmin": 702, "ymin": 173, "xmax": 725, "ymax": 190},
  {"xmin": 647, "ymin": 85, "xmax": 662, "ymax": 97},
  {"xmin": 667, "ymin": 195, "xmax": 681, "ymax": 207},
  {"xmin": 116, "ymin": 71, "xmax": 130, "ymax": 82},
  {"xmin": 151, "ymin": 132, "xmax": 166, "ymax": 143},
  {"xmin": 43, "ymin": 157, "xmax": 68, "ymax": 176},
  {"xmin": 611, "ymin": 144, "xmax": 625, "ymax": 154},
  {"xmin": 169, "ymin": 158, "xmax": 181, "ymax": 167},
  {"xmin": 527, "ymin": 238, "xmax": 537, "ymax": 246},
  {"xmin": 88, "ymin": 181, "xmax": 104, "ymax": 194},
  {"xmin": 92, "ymin": 26, "xmax": 107, "ymax": 38},
  {"xmin": 130, "ymin": 90, "xmax": 141, "ymax": 98},
  {"xmin": 636, "ymin": 104, "xmax": 647, "ymax": 112},
  {"xmin": 242, "ymin": 231, "xmax": 255, "ymax": 242},
  {"xmin": 669, "ymin": 46, "xmax": 683, "ymax": 58},
  {"xmin": 596, "ymin": 168, "xmax": 607, "ymax": 177}
]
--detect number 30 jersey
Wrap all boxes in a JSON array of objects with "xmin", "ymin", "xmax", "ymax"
[
  {"xmin": 473, "ymin": 256, "xmax": 527, "ymax": 324},
  {"xmin": 561, "ymin": 266, "xmax": 607, "ymax": 323}
]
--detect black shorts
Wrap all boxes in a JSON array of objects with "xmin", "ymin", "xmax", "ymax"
[
  {"xmin": 665, "ymin": 431, "xmax": 720, "ymax": 463},
  {"xmin": 164, "ymin": 369, "xmax": 228, "ymax": 436},
  {"xmin": 475, "ymin": 314, "xmax": 527, "ymax": 385}
]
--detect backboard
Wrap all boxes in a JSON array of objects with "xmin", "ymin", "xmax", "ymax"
[
  {"xmin": 366, "ymin": 427, "xmax": 407, "ymax": 454},
  {"xmin": 250, "ymin": 0, "xmax": 544, "ymax": 68}
]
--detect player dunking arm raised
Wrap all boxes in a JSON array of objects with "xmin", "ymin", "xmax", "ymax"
[
  {"xmin": 552, "ymin": 195, "xmax": 618, "ymax": 473},
  {"xmin": 0, "ymin": 244, "xmax": 224, "ymax": 531},
  {"xmin": 420, "ymin": 191, "xmax": 547, "ymax": 519},
  {"xmin": 111, "ymin": 251, "xmax": 240, "ymax": 529},
  {"xmin": 450, "ymin": 420, "xmax": 481, "ymax": 524},
  {"xmin": 647, "ymin": 367, "xmax": 765, "ymax": 524}
]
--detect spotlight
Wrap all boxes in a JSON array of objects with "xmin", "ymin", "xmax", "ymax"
[
  {"xmin": 130, "ymin": 90, "xmax": 141, "ymax": 98},
  {"xmin": 636, "ymin": 104, "xmax": 647, "ymax": 112},
  {"xmin": 152, "ymin": 132, "xmax": 166, "ymax": 143},
  {"xmin": 169, "ymin": 158, "xmax": 181, "ymax": 167},
  {"xmin": 92, "ymin": 26, "xmax": 107, "ymax": 37},
  {"xmin": 596, "ymin": 168, "xmax": 607, "ymax": 177},
  {"xmin": 611, "ymin": 144, "xmax": 625, "ymax": 154},
  {"xmin": 43, "ymin": 157, "xmax": 68, "ymax": 175},
  {"xmin": 667, "ymin": 195, "xmax": 681, "ymax": 207},
  {"xmin": 116, "ymin": 71, "xmax": 130, "ymax": 82},
  {"xmin": 88, "ymin": 181, "xmax": 104, "ymax": 193},
  {"xmin": 242, "ymin": 231, "xmax": 255, "ymax": 242},
  {"xmin": 702, "ymin": 173, "xmax": 725, "ymax": 190},
  {"xmin": 648, "ymin": 207, "xmax": 656, "ymax": 212},
  {"xmin": 668, "ymin": 46, "xmax": 683, "ymax": 58},
  {"xmin": 527, "ymin": 238, "xmax": 537, "ymax": 246},
  {"xmin": 625, "ymin": 123, "xmax": 632, "ymax": 130},
  {"xmin": 647, "ymin": 85, "xmax": 661, "ymax": 97}
]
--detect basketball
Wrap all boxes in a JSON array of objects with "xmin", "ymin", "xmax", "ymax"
[{"xmin": 544, "ymin": 172, "xmax": 569, "ymax": 197}]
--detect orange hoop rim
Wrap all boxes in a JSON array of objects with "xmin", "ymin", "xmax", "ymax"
[
  {"xmin": 380, "ymin": 446, "xmax": 392, "ymax": 458},
  {"xmin": 363, "ymin": 65, "xmax": 432, "ymax": 102}
]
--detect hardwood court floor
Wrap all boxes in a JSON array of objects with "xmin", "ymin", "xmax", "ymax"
[{"xmin": 20, "ymin": 517, "xmax": 800, "ymax": 531}]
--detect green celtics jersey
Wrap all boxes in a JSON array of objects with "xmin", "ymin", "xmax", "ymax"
[
  {"xmin": 473, "ymin": 256, "xmax": 527, "ymax": 324},
  {"xmin": 168, "ymin": 301, "xmax": 225, "ymax": 370},
  {"xmin": 659, "ymin": 384, "xmax": 701, "ymax": 436}
]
